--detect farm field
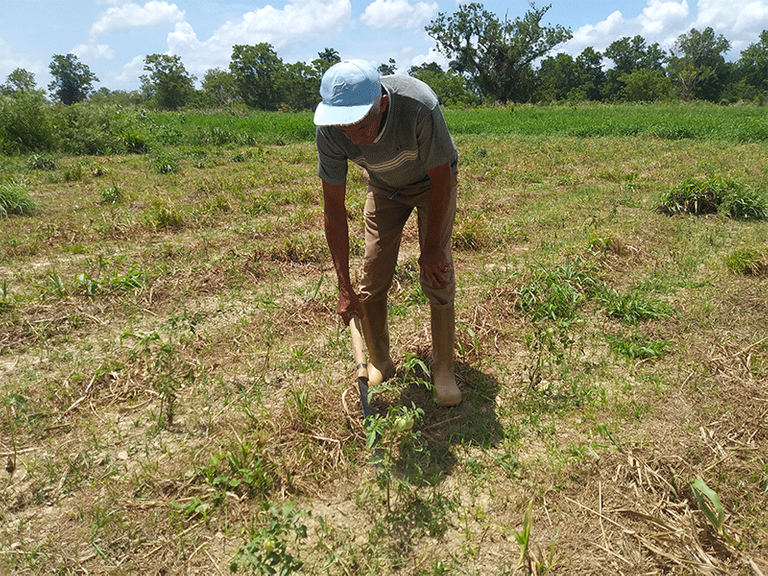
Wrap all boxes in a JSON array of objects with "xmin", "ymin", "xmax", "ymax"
[{"xmin": 1, "ymin": 104, "xmax": 767, "ymax": 575}]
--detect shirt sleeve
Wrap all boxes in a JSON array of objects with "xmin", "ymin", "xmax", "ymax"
[
  {"xmin": 417, "ymin": 103, "xmax": 456, "ymax": 173},
  {"xmin": 316, "ymin": 127, "xmax": 349, "ymax": 186}
]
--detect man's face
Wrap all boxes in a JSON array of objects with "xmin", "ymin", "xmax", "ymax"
[{"xmin": 339, "ymin": 95, "xmax": 388, "ymax": 146}]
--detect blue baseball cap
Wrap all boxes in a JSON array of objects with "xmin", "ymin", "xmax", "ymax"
[{"xmin": 314, "ymin": 60, "xmax": 381, "ymax": 127}]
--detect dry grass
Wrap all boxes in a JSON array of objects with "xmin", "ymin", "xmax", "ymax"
[{"xmin": 1, "ymin": 133, "xmax": 767, "ymax": 575}]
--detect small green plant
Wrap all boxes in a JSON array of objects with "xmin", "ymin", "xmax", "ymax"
[
  {"xmin": 62, "ymin": 162, "xmax": 85, "ymax": 182},
  {"xmin": 99, "ymin": 185, "xmax": 126, "ymax": 205},
  {"xmin": 514, "ymin": 501, "xmax": 533, "ymax": 567},
  {"xmin": 0, "ymin": 178, "xmax": 38, "ymax": 217},
  {"xmin": 172, "ymin": 497, "xmax": 211, "ymax": 522},
  {"xmin": 0, "ymin": 280, "xmax": 12, "ymax": 310},
  {"xmin": 39, "ymin": 267, "xmax": 68, "ymax": 299},
  {"xmin": 514, "ymin": 501, "xmax": 560, "ymax": 575},
  {"xmin": 120, "ymin": 127, "xmax": 152, "ymax": 153},
  {"xmin": 109, "ymin": 264, "xmax": 149, "ymax": 293},
  {"xmin": 363, "ymin": 401, "xmax": 425, "ymax": 511},
  {"xmin": 73, "ymin": 272, "xmax": 100, "ymax": 297},
  {"xmin": 230, "ymin": 503, "xmax": 309, "ymax": 575},
  {"xmin": 144, "ymin": 201, "xmax": 184, "ymax": 230},
  {"xmin": 524, "ymin": 320, "xmax": 575, "ymax": 385},
  {"xmin": 690, "ymin": 477, "xmax": 739, "ymax": 546},
  {"xmin": 123, "ymin": 331, "xmax": 196, "ymax": 429},
  {"xmin": 454, "ymin": 216, "xmax": 490, "ymax": 251},
  {"xmin": 517, "ymin": 259, "xmax": 600, "ymax": 322}
]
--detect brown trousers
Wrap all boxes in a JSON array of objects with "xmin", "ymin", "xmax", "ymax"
[{"xmin": 358, "ymin": 172, "xmax": 457, "ymax": 307}]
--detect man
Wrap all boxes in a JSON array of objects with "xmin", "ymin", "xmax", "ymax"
[{"xmin": 314, "ymin": 59, "xmax": 461, "ymax": 406}]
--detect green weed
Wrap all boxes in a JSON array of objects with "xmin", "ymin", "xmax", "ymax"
[
  {"xmin": 150, "ymin": 150, "xmax": 180, "ymax": 174},
  {"xmin": 98, "ymin": 185, "xmax": 126, "ymax": 205},
  {"xmin": 39, "ymin": 268, "xmax": 68, "ymax": 299},
  {"xmin": 26, "ymin": 153, "xmax": 57, "ymax": 171},
  {"xmin": 0, "ymin": 177, "xmax": 38, "ymax": 217},
  {"xmin": 724, "ymin": 248, "xmax": 767, "ymax": 276},
  {"xmin": 601, "ymin": 291, "xmax": 675, "ymax": 324},
  {"xmin": 122, "ymin": 331, "xmax": 196, "ymax": 429},
  {"xmin": 230, "ymin": 503, "xmax": 309, "ymax": 575},
  {"xmin": 607, "ymin": 333, "xmax": 673, "ymax": 360},
  {"xmin": 517, "ymin": 259, "xmax": 601, "ymax": 322}
]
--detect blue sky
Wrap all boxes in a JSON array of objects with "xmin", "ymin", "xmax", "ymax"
[{"xmin": 1, "ymin": 0, "xmax": 766, "ymax": 92}]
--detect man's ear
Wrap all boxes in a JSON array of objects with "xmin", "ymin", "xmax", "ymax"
[{"xmin": 380, "ymin": 92, "xmax": 389, "ymax": 114}]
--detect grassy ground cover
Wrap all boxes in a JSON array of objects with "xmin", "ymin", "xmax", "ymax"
[{"xmin": 0, "ymin": 105, "xmax": 767, "ymax": 574}]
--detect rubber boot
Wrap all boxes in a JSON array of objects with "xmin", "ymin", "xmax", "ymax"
[
  {"xmin": 431, "ymin": 303, "xmax": 462, "ymax": 406},
  {"xmin": 360, "ymin": 298, "xmax": 396, "ymax": 386}
]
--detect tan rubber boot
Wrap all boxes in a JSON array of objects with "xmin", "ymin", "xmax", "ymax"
[
  {"xmin": 360, "ymin": 298, "xmax": 396, "ymax": 386},
  {"xmin": 431, "ymin": 303, "xmax": 462, "ymax": 406}
]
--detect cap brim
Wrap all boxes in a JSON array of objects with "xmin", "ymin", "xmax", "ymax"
[{"xmin": 314, "ymin": 101, "xmax": 373, "ymax": 127}]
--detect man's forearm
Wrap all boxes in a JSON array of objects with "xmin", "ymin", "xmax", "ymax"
[
  {"xmin": 322, "ymin": 185, "xmax": 350, "ymax": 284},
  {"xmin": 424, "ymin": 162, "xmax": 452, "ymax": 251}
]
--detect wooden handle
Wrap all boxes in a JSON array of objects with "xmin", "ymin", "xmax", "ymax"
[{"xmin": 349, "ymin": 313, "xmax": 368, "ymax": 380}]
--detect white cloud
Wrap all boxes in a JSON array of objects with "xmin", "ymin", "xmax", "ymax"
[
  {"xmin": 360, "ymin": 0, "xmax": 438, "ymax": 29},
  {"xmin": 90, "ymin": 1, "xmax": 186, "ymax": 36},
  {"xmin": 695, "ymin": 0, "xmax": 768, "ymax": 35},
  {"xmin": 562, "ymin": 10, "xmax": 627, "ymax": 54},
  {"xmin": 0, "ymin": 37, "xmax": 46, "ymax": 82},
  {"xmin": 637, "ymin": 0, "xmax": 689, "ymax": 35},
  {"xmin": 216, "ymin": 0, "xmax": 352, "ymax": 47},
  {"xmin": 164, "ymin": 0, "xmax": 352, "ymax": 77},
  {"xmin": 72, "ymin": 42, "xmax": 116, "ymax": 61},
  {"xmin": 110, "ymin": 54, "xmax": 146, "ymax": 88},
  {"xmin": 409, "ymin": 46, "xmax": 450, "ymax": 70}
]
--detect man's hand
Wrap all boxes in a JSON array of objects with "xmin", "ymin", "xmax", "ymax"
[
  {"xmin": 337, "ymin": 284, "xmax": 364, "ymax": 325},
  {"xmin": 419, "ymin": 247, "xmax": 452, "ymax": 288}
]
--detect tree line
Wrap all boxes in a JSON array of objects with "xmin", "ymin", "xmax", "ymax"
[{"xmin": 2, "ymin": 3, "xmax": 767, "ymax": 111}]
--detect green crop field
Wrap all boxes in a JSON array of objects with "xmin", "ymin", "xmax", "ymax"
[{"xmin": 1, "ymin": 103, "xmax": 767, "ymax": 575}]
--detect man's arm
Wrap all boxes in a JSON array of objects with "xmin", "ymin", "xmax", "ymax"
[
  {"xmin": 420, "ymin": 161, "xmax": 453, "ymax": 288},
  {"xmin": 322, "ymin": 179, "xmax": 363, "ymax": 323}
]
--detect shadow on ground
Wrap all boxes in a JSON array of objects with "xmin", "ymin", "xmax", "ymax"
[{"xmin": 366, "ymin": 359, "xmax": 505, "ymax": 486}]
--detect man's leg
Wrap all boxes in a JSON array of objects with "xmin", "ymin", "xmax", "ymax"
[
  {"xmin": 359, "ymin": 184, "xmax": 411, "ymax": 385},
  {"xmin": 415, "ymin": 173, "xmax": 461, "ymax": 406}
]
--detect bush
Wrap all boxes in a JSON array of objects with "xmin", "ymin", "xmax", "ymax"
[
  {"xmin": 724, "ymin": 249, "xmax": 768, "ymax": 276},
  {"xmin": 53, "ymin": 103, "xmax": 127, "ymax": 155},
  {"xmin": 0, "ymin": 92, "xmax": 55, "ymax": 154},
  {"xmin": 657, "ymin": 176, "xmax": 768, "ymax": 221},
  {"xmin": 27, "ymin": 153, "xmax": 58, "ymax": 171}
]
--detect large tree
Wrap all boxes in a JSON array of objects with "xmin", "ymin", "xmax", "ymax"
[
  {"xmin": 735, "ymin": 30, "xmax": 768, "ymax": 101},
  {"xmin": 536, "ymin": 52, "xmax": 579, "ymax": 101},
  {"xmin": 2, "ymin": 68, "xmax": 37, "ymax": 95},
  {"xmin": 667, "ymin": 27, "xmax": 731, "ymax": 101},
  {"xmin": 279, "ymin": 61, "xmax": 321, "ymax": 111},
  {"xmin": 574, "ymin": 47, "xmax": 605, "ymax": 101},
  {"xmin": 317, "ymin": 48, "xmax": 341, "ymax": 65},
  {"xmin": 48, "ymin": 54, "xmax": 98, "ymax": 105},
  {"xmin": 200, "ymin": 68, "xmax": 237, "ymax": 107},
  {"xmin": 408, "ymin": 62, "xmax": 480, "ymax": 107},
  {"xmin": 425, "ymin": 2, "xmax": 571, "ymax": 103},
  {"xmin": 229, "ymin": 43, "xmax": 284, "ymax": 110},
  {"xmin": 603, "ymin": 36, "xmax": 666, "ymax": 100},
  {"xmin": 141, "ymin": 54, "xmax": 196, "ymax": 110}
]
